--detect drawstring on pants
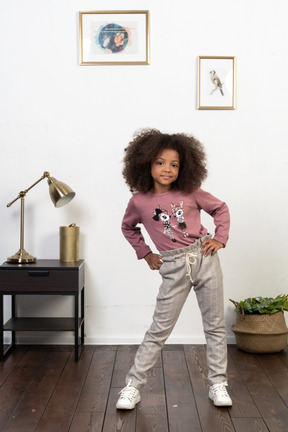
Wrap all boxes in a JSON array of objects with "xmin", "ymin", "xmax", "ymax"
[{"xmin": 185, "ymin": 252, "xmax": 197, "ymax": 283}]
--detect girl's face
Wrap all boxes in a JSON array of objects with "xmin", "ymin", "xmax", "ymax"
[{"xmin": 150, "ymin": 148, "xmax": 180, "ymax": 194}]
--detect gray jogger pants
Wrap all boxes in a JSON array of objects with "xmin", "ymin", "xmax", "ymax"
[{"xmin": 126, "ymin": 235, "xmax": 228, "ymax": 388}]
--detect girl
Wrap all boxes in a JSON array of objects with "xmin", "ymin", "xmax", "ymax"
[{"xmin": 116, "ymin": 129, "xmax": 232, "ymax": 409}]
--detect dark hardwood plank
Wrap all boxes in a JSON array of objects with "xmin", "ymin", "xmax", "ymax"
[
  {"xmin": 68, "ymin": 412, "xmax": 102, "ymax": 432},
  {"xmin": 230, "ymin": 346, "xmax": 288, "ymax": 431},
  {"xmin": 0, "ymin": 346, "xmax": 50, "ymax": 430},
  {"xmin": 2, "ymin": 348, "xmax": 71, "ymax": 432},
  {"xmin": 136, "ymin": 366, "xmax": 169, "ymax": 432},
  {"xmin": 184, "ymin": 345, "xmax": 235, "ymax": 432},
  {"xmin": 35, "ymin": 346, "xmax": 94, "ymax": 432},
  {"xmin": 251, "ymin": 391, "xmax": 288, "ymax": 432},
  {"xmin": 256, "ymin": 353, "xmax": 288, "ymax": 406},
  {"xmin": 229, "ymin": 347, "xmax": 274, "ymax": 393},
  {"xmin": 162, "ymin": 348, "xmax": 202, "ymax": 431},
  {"xmin": 0, "ymin": 346, "xmax": 28, "ymax": 386},
  {"xmin": 277, "ymin": 346, "xmax": 288, "ymax": 368},
  {"xmin": 69, "ymin": 346, "xmax": 117, "ymax": 432},
  {"xmin": 98, "ymin": 344, "xmax": 138, "ymax": 431},
  {"xmin": 106, "ymin": 344, "xmax": 168, "ymax": 432},
  {"xmin": 102, "ymin": 386, "xmax": 137, "ymax": 432},
  {"xmin": 74, "ymin": 345, "xmax": 117, "ymax": 413},
  {"xmin": 227, "ymin": 346, "xmax": 261, "ymax": 418},
  {"xmin": 110, "ymin": 344, "xmax": 138, "ymax": 388},
  {"xmin": 232, "ymin": 417, "xmax": 269, "ymax": 431}
]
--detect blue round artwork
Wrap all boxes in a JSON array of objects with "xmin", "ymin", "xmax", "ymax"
[{"xmin": 97, "ymin": 23, "xmax": 129, "ymax": 53}]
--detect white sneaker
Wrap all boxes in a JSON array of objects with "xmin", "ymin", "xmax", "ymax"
[
  {"xmin": 116, "ymin": 380, "xmax": 141, "ymax": 410},
  {"xmin": 209, "ymin": 382, "xmax": 232, "ymax": 407}
]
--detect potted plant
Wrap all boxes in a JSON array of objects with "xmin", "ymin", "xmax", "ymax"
[{"xmin": 230, "ymin": 295, "xmax": 288, "ymax": 353}]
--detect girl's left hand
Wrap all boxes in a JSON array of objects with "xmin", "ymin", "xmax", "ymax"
[{"xmin": 201, "ymin": 239, "xmax": 224, "ymax": 256}]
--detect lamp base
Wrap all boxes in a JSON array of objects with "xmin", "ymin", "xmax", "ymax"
[{"xmin": 7, "ymin": 248, "xmax": 36, "ymax": 264}]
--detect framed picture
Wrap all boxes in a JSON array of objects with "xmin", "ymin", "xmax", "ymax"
[
  {"xmin": 198, "ymin": 56, "xmax": 236, "ymax": 110},
  {"xmin": 79, "ymin": 10, "xmax": 150, "ymax": 65}
]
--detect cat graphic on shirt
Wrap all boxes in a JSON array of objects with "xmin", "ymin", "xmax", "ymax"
[
  {"xmin": 152, "ymin": 206, "xmax": 176, "ymax": 242},
  {"xmin": 170, "ymin": 201, "xmax": 189, "ymax": 237}
]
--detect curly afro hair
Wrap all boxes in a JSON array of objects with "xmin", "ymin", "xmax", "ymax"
[{"xmin": 122, "ymin": 128, "xmax": 208, "ymax": 193}]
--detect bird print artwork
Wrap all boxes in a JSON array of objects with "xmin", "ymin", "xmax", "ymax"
[{"xmin": 209, "ymin": 70, "xmax": 224, "ymax": 96}]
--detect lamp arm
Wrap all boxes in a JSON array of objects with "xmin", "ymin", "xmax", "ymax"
[{"xmin": 6, "ymin": 171, "xmax": 50, "ymax": 208}]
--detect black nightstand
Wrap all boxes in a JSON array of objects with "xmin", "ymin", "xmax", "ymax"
[{"xmin": 0, "ymin": 259, "xmax": 84, "ymax": 362}]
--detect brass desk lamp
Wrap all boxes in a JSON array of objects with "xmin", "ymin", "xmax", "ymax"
[{"xmin": 6, "ymin": 171, "xmax": 75, "ymax": 263}]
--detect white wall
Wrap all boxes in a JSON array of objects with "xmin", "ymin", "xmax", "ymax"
[{"xmin": 1, "ymin": 0, "xmax": 288, "ymax": 345}]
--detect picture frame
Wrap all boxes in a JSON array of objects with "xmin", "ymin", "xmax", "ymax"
[
  {"xmin": 198, "ymin": 56, "xmax": 236, "ymax": 110},
  {"xmin": 79, "ymin": 10, "xmax": 150, "ymax": 65}
]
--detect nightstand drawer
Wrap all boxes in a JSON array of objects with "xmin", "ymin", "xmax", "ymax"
[{"xmin": 0, "ymin": 269, "xmax": 79, "ymax": 292}]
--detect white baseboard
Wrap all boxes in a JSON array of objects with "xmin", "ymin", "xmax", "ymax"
[
  {"xmin": 84, "ymin": 335, "xmax": 236, "ymax": 345},
  {"xmin": 5, "ymin": 333, "xmax": 236, "ymax": 345}
]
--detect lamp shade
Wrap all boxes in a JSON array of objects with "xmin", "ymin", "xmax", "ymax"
[{"xmin": 48, "ymin": 176, "xmax": 76, "ymax": 208}]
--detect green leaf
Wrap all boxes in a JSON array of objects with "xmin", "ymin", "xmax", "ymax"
[{"xmin": 230, "ymin": 295, "xmax": 288, "ymax": 315}]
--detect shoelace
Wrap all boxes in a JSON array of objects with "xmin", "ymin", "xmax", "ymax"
[
  {"xmin": 185, "ymin": 252, "xmax": 197, "ymax": 282},
  {"xmin": 211, "ymin": 382, "xmax": 229, "ymax": 397},
  {"xmin": 118, "ymin": 380, "xmax": 138, "ymax": 401}
]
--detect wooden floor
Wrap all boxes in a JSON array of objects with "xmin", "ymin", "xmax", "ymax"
[{"xmin": 1, "ymin": 345, "xmax": 288, "ymax": 432}]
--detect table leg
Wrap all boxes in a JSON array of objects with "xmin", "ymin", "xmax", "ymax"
[
  {"xmin": 74, "ymin": 293, "xmax": 79, "ymax": 361},
  {"xmin": 12, "ymin": 295, "xmax": 15, "ymax": 345},
  {"xmin": 0, "ymin": 295, "xmax": 15, "ymax": 360},
  {"xmin": 81, "ymin": 287, "xmax": 84, "ymax": 348},
  {"xmin": 0, "ymin": 295, "xmax": 3, "ymax": 360}
]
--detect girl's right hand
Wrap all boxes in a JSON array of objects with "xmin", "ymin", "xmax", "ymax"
[{"xmin": 144, "ymin": 252, "xmax": 163, "ymax": 270}]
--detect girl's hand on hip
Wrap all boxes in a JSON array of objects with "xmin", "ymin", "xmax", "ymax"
[
  {"xmin": 144, "ymin": 252, "xmax": 163, "ymax": 270},
  {"xmin": 201, "ymin": 239, "xmax": 224, "ymax": 256}
]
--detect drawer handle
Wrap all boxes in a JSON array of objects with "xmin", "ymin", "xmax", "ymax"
[{"xmin": 28, "ymin": 271, "xmax": 50, "ymax": 277}]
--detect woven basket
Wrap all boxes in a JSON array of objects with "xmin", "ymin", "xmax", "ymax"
[{"xmin": 232, "ymin": 311, "xmax": 288, "ymax": 353}]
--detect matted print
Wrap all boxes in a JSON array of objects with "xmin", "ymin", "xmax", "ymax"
[
  {"xmin": 198, "ymin": 56, "xmax": 236, "ymax": 109},
  {"xmin": 79, "ymin": 10, "xmax": 150, "ymax": 65}
]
